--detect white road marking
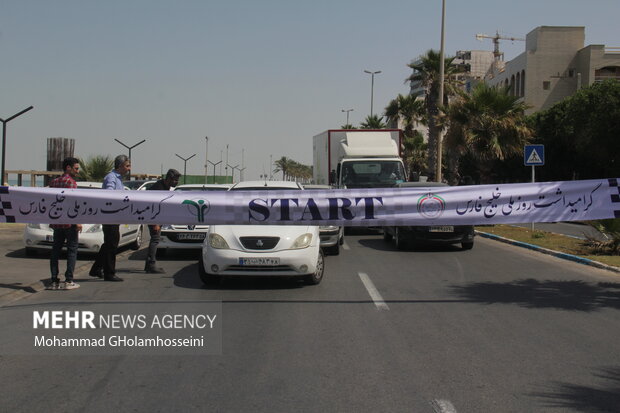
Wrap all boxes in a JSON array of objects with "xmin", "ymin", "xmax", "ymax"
[
  {"xmin": 431, "ymin": 399, "xmax": 457, "ymax": 413},
  {"xmin": 342, "ymin": 241, "xmax": 350, "ymax": 250},
  {"xmin": 357, "ymin": 272, "xmax": 389, "ymax": 311}
]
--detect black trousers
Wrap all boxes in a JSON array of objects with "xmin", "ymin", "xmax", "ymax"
[{"xmin": 91, "ymin": 224, "xmax": 120, "ymax": 276}]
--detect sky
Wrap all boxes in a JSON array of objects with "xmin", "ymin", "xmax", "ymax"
[{"xmin": 1, "ymin": 0, "xmax": 619, "ymax": 181}]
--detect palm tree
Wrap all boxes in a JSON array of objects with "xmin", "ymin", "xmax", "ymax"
[
  {"xmin": 78, "ymin": 155, "xmax": 113, "ymax": 182},
  {"xmin": 341, "ymin": 124, "xmax": 355, "ymax": 129},
  {"xmin": 359, "ymin": 114, "xmax": 386, "ymax": 129},
  {"xmin": 385, "ymin": 94, "xmax": 427, "ymax": 177},
  {"xmin": 273, "ymin": 156, "xmax": 292, "ymax": 180},
  {"xmin": 407, "ymin": 49, "xmax": 463, "ymax": 179},
  {"xmin": 443, "ymin": 83, "xmax": 533, "ymax": 183}
]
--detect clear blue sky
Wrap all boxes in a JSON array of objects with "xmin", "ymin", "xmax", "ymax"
[{"xmin": 1, "ymin": 0, "xmax": 619, "ymax": 180}]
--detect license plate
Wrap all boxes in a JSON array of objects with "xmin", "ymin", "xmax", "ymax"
[
  {"xmin": 176, "ymin": 233, "xmax": 206, "ymax": 240},
  {"xmin": 429, "ymin": 226, "xmax": 454, "ymax": 232},
  {"xmin": 46, "ymin": 235, "xmax": 54, "ymax": 242},
  {"xmin": 239, "ymin": 257, "xmax": 280, "ymax": 266}
]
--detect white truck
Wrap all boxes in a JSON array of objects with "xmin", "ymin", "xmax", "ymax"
[{"xmin": 312, "ymin": 129, "xmax": 406, "ymax": 188}]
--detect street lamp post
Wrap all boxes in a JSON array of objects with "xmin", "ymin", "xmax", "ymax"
[
  {"xmin": 207, "ymin": 160, "xmax": 221, "ymax": 182},
  {"xmin": 1, "ymin": 106, "xmax": 34, "ymax": 185},
  {"xmin": 204, "ymin": 136, "xmax": 209, "ymax": 183},
  {"xmin": 341, "ymin": 109, "xmax": 354, "ymax": 126},
  {"xmin": 114, "ymin": 139, "xmax": 146, "ymax": 179},
  {"xmin": 227, "ymin": 164, "xmax": 239, "ymax": 183},
  {"xmin": 175, "ymin": 153, "xmax": 196, "ymax": 185},
  {"xmin": 437, "ymin": 0, "xmax": 446, "ymax": 183},
  {"xmin": 363, "ymin": 70, "xmax": 381, "ymax": 117}
]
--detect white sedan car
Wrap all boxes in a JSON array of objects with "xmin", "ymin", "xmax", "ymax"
[
  {"xmin": 23, "ymin": 181, "xmax": 144, "ymax": 255},
  {"xmin": 198, "ymin": 181, "xmax": 324, "ymax": 286},
  {"xmin": 156, "ymin": 184, "xmax": 232, "ymax": 257}
]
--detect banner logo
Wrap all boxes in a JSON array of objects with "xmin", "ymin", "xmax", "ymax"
[
  {"xmin": 182, "ymin": 199, "xmax": 210, "ymax": 223},
  {"xmin": 417, "ymin": 193, "xmax": 445, "ymax": 219}
]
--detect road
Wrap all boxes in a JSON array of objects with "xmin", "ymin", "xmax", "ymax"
[{"xmin": 1, "ymin": 233, "xmax": 619, "ymax": 412}]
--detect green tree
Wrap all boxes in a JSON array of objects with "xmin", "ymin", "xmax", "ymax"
[
  {"xmin": 531, "ymin": 79, "xmax": 620, "ymax": 180},
  {"xmin": 444, "ymin": 83, "xmax": 532, "ymax": 183},
  {"xmin": 273, "ymin": 156, "xmax": 292, "ymax": 180},
  {"xmin": 359, "ymin": 114, "xmax": 386, "ymax": 129},
  {"xmin": 407, "ymin": 49, "xmax": 463, "ymax": 178},
  {"xmin": 385, "ymin": 94, "xmax": 427, "ymax": 177},
  {"xmin": 341, "ymin": 124, "xmax": 355, "ymax": 129},
  {"xmin": 78, "ymin": 155, "xmax": 113, "ymax": 182}
]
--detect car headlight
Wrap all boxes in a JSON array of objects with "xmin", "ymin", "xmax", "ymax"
[
  {"xmin": 85, "ymin": 224, "xmax": 103, "ymax": 233},
  {"xmin": 209, "ymin": 233, "xmax": 230, "ymax": 249},
  {"xmin": 291, "ymin": 233, "xmax": 313, "ymax": 249},
  {"xmin": 27, "ymin": 223, "xmax": 41, "ymax": 229}
]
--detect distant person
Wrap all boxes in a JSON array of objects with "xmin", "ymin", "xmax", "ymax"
[
  {"xmin": 144, "ymin": 169, "xmax": 180, "ymax": 273},
  {"xmin": 89, "ymin": 155, "xmax": 131, "ymax": 282},
  {"xmin": 47, "ymin": 157, "xmax": 82, "ymax": 290}
]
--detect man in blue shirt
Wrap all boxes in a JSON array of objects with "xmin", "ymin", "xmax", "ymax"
[{"xmin": 89, "ymin": 154, "xmax": 131, "ymax": 281}]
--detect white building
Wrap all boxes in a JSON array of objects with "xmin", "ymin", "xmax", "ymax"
[{"xmin": 485, "ymin": 26, "xmax": 620, "ymax": 113}]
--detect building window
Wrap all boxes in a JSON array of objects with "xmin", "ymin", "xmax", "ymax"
[
  {"xmin": 543, "ymin": 81, "xmax": 551, "ymax": 90},
  {"xmin": 568, "ymin": 69, "xmax": 575, "ymax": 77}
]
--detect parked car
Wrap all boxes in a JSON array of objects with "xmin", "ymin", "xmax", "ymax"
[
  {"xmin": 382, "ymin": 182, "xmax": 475, "ymax": 250},
  {"xmin": 23, "ymin": 181, "xmax": 144, "ymax": 255},
  {"xmin": 156, "ymin": 184, "xmax": 232, "ymax": 257},
  {"xmin": 123, "ymin": 179, "xmax": 157, "ymax": 190},
  {"xmin": 199, "ymin": 180, "xmax": 324, "ymax": 286},
  {"xmin": 301, "ymin": 184, "xmax": 344, "ymax": 255}
]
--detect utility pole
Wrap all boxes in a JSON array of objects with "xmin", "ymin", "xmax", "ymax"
[
  {"xmin": 204, "ymin": 136, "xmax": 209, "ymax": 183},
  {"xmin": 437, "ymin": 0, "xmax": 446, "ymax": 183},
  {"xmin": 175, "ymin": 153, "xmax": 196, "ymax": 185},
  {"xmin": 1, "ymin": 106, "xmax": 34, "ymax": 185}
]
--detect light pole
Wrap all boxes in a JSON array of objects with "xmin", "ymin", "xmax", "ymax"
[
  {"xmin": 227, "ymin": 164, "xmax": 239, "ymax": 183},
  {"xmin": 207, "ymin": 160, "xmax": 221, "ymax": 183},
  {"xmin": 363, "ymin": 70, "xmax": 381, "ymax": 117},
  {"xmin": 269, "ymin": 154, "xmax": 273, "ymax": 180},
  {"xmin": 204, "ymin": 136, "xmax": 209, "ymax": 183},
  {"xmin": 1, "ymin": 106, "xmax": 34, "ymax": 185},
  {"xmin": 225, "ymin": 144, "xmax": 229, "ymax": 183},
  {"xmin": 341, "ymin": 109, "xmax": 354, "ymax": 126},
  {"xmin": 175, "ymin": 153, "xmax": 196, "ymax": 185},
  {"xmin": 437, "ymin": 0, "xmax": 446, "ymax": 183},
  {"xmin": 114, "ymin": 138, "xmax": 146, "ymax": 179}
]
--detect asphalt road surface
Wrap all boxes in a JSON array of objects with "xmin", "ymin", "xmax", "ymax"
[{"xmin": 1, "ymin": 234, "xmax": 619, "ymax": 412}]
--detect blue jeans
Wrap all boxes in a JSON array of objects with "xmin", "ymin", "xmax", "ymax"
[{"xmin": 50, "ymin": 226, "xmax": 79, "ymax": 282}]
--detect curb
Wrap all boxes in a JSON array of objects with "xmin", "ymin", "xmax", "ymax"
[
  {"xmin": 476, "ymin": 231, "xmax": 620, "ymax": 274},
  {"xmin": 0, "ymin": 248, "xmax": 139, "ymax": 305}
]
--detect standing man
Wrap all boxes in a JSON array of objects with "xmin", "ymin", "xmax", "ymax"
[
  {"xmin": 48, "ymin": 157, "xmax": 83, "ymax": 290},
  {"xmin": 144, "ymin": 169, "xmax": 180, "ymax": 273},
  {"xmin": 89, "ymin": 154, "xmax": 130, "ymax": 282}
]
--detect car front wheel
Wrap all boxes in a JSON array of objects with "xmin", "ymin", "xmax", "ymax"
[
  {"xmin": 304, "ymin": 249, "xmax": 324, "ymax": 285},
  {"xmin": 130, "ymin": 225, "xmax": 143, "ymax": 250}
]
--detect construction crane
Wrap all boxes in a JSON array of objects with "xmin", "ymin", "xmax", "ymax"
[{"xmin": 475, "ymin": 31, "xmax": 524, "ymax": 61}]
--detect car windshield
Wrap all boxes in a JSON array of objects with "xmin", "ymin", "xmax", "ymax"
[{"xmin": 342, "ymin": 160, "xmax": 406, "ymax": 188}]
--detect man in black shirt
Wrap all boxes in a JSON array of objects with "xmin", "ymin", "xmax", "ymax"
[{"xmin": 144, "ymin": 169, "xmax": 180, "ymax": 273}]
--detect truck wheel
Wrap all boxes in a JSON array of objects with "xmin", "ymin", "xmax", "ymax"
[
  {"xmin": 305, "ymin": 250, "xmax": 324, "ymax": 285},
  {"xmin": 394, "ymin": 228, "xmax": 408, "ymax": 250}
]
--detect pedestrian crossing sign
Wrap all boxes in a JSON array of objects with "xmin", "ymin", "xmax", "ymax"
[{"xmin": 524, "ymin": 145, "xmax": 545, "ymax": 166}]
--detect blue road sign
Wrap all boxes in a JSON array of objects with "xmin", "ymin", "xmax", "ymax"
[{"xmin": 524, "ymin": 145, "xmax": 545, "ymax": 166}]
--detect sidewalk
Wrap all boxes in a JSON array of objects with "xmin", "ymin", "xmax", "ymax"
[{"xmin": 0, "ymin": 224, "xmax": 145, "ymax": 305}]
